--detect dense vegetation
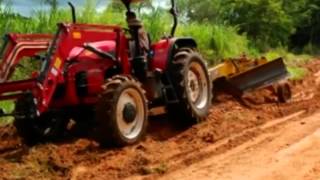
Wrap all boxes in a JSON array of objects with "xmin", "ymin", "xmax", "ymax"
[{"xmin": 0, "ymin": 0, "xmax": 319, "ymax": 62}]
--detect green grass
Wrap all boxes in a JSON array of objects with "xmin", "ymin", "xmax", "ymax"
[
  {"xmin": 287, "ymin": 66, "xmax": 307, "ymax": 80},
  {"xmin": 264, "ymin": 48, "xmax": 311, "ymax": 63},
  {"xmin": 264, "ymin": 48, "xmax": 311, "ymax": 80},
  {"xmin": 0, "ymin": 101, "xmax": 14, "ymax": 125},
  {"xmin": 177, "ymin": 23, "xmax": 257, "ymax": 65},
  {"xmin": 0, "ymin": 101, "xmax": 14, "ymax": 113}
]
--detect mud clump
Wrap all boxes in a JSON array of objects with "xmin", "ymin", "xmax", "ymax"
[{"xmin": 0, "ymin": 125, "xmax": 21, "ymax": 154}]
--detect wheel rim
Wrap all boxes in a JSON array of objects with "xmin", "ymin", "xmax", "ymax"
[
  {"xmin": 187, "ymin": 61, "xmax": 209, "ymax": 109},
  {"xmin": 116, "ymin": 88, "xmax": 145, "ymax": 140}
]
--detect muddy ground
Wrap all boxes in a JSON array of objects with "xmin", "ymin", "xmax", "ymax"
[{"xmin": 0, "ymin": 60, "xmax": 320, "ymax": 180}]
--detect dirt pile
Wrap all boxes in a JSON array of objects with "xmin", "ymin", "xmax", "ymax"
[{"xmin": 0, "ymin": 59, "xmax": 320, "ymax": 180}]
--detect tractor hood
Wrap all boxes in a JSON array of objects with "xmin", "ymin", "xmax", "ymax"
[{"xmin": 68, "ymin": 40, "xmax": 116, "ymax": 61}]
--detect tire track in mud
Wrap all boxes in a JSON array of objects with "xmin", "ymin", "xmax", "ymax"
[
  {"xmin": 128, "ymin": 110, "xmax": 307, "ymax": 180},
  {"xmin": 128, "ymin": 60, "xmax": 320, "ymax": 180},
  {"xmin": 161, "ymin": 112, "xmax": 320, "ymax": 180}
]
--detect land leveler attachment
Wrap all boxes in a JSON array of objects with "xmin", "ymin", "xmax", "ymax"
[{"xmin": 210, "ymin": 56, "xmax": 292, "ymax": 103}]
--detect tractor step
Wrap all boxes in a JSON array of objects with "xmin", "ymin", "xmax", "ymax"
[
  {"xmin": 149, "ymin": 106, "xmax": 166, "ymax": 116},
  {"xmin": 162, "ymin": 85, "xmax": 180, "ymax": 104}
]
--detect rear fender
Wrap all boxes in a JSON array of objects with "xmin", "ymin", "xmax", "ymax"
[{"xmin": 151, "ymin": 38, "xmax": 197, "ymax": 71}]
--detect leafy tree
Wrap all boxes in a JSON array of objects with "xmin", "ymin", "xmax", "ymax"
[
  {"xmin": 175, "ymin": 0, "xmax": 320, "ymax": 51},
  {"xmin": 224, "ymin": 0, "xmax": 295, "ymax": 50},
  {"xmin": 290, "ymin": 0, "xmax": 320, "ymax": 51},
  {"xmin": 0, "ymin": 0, "xmax": 3, "ymax": 10},
  {"xmin": 44, "ymin": 0, "xmax": 58, "ymax": 12},
  {"xmin": 176, "ymin": 0, "xmax": 223, "ymax": 23},
  {"xmin": 108, "ymin": 0, "xmax": 153, "ymax": 15}
]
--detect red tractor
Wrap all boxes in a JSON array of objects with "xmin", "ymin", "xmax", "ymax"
[{"xmin": 0, "ymin": 0, "xmax": 211, "ymax": 146}]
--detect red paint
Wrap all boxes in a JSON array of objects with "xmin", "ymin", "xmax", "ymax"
[
  {"xmin": 0, "ymin": 79, "xmax": 37, "ymax": 95},
  {"xmin": 0, "ymin": 33, "xmax": 52, "ymax": 82},
  {"xmin": 151, "ymin": 38, "xmax": 175, "ymax": 71}
]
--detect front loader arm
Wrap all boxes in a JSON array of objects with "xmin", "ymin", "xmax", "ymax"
[
  {"xmin": 0, "ymin": 79, "xmax": 37, "ymax": 101},
  {"xmin": 0, "ymin": 34, "xmax": 52, "ymax": 82}
]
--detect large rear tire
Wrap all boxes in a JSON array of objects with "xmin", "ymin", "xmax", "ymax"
[
  {"xmin": 168, "ymin": 48, "xmax": 212, "ymax": 125},
  {"xmin": 94, "ymin": 75, "xmax": 148, "ymax": 147}
]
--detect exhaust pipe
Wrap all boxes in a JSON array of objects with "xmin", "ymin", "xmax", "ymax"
[
  {"xmin": 68, "ymin": 2, "xmax": 77, "ymax": 23},
  {"xmin": 170, "ymin": 0, "xmax": 178, "ymax": 37}
]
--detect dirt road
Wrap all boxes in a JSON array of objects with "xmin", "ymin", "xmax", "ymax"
[
  {"xmin": 161, "ymin": 111, "xmax": 320, "ymax": 180},
  {"xmin": 0, "ymin": 60, "xmax": 320, "ymax": 180}
]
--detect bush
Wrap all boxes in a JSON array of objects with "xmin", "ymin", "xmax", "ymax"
[
  {"xmin": 177, "ymin": 23, "xmax": 256, "ymax": 64},
  {"xmin": 140, "ymin": 8, "xmax": 172, "ymax": 41}
]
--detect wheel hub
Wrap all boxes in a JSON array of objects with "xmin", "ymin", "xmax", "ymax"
[
  {"xmin": 116, "ymin": 87, "xmax": 145, "ymax": 139},
  {"xmin": 186, "ymin": 62, "xmax": 209, "ymax": 109},
  {"xmin": 123, "ymin": 103, "xmax": 137, "ymax": 123},
  {"xmin": 188, "ymin": 69, "xmax": 201, "ymax": 103}
]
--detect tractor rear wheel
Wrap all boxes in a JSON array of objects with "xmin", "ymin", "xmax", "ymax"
[
  {"xmin": 94, "ymin": 75, "xmax": 148, "ymax": 147},
  {"xmin": 168, "ymin": 48, "xmax": 212, "ymax": 125}
]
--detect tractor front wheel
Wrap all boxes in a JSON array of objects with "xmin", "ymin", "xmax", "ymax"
[
  {"xmin": 94, "ymin": 75, "xmax": 148, "ymax": 147},
  {"xmin": 14, "ymin": 113, "xmax": 69, "ymax": 145},
  {"xmin": 14, "ymin": 95, "xmax": 69, "ymax": 145}
]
